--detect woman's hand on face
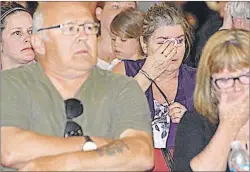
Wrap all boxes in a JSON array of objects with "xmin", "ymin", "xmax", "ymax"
[
  {"xmin": 218, "ymin": 92, "xmax": 249, "ymax": 132},
  {"xmin": 141, "ymin": 42, "xmax": 177, "ymax": 80},
  {"xmin": 168, "ymin": 102, "xmax": 187, "ymax": 123}
]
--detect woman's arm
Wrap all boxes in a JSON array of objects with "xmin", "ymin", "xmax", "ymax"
[
  {"xmin": 191, "ymin": 93, "xmax": 249, "ymax": 171},
  {"xmin": 190, "ymin": 123, "xmax": 236, "ymax": 171}
]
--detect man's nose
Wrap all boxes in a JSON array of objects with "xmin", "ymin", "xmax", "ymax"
[{"xmin": 77, "ymin": 28, "xmax": 88, "ymax": 42}]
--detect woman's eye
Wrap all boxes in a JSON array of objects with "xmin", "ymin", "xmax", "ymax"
[
  {"xmin": 112, "ymin": 5, "xmax": 119, "ymax": 9},
  {"xmin": 12, "ymin": 31, "xmax": 22, "ymax": 36},
  {"xmin": 177, "ymin": 38, "xmax": 184, "ymax": 44},
  {"xmin": 157, "ymin": 42, "xmax": 165, "ymax": 44},
  {"xmin": 121, "ymin": 39, "xmax": 127, "ymax": 42},
  {"xmin": 157, "ymin": 39, "xmax": 169, "ymax": 44}
]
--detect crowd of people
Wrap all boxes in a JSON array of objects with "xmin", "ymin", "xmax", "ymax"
[{"xmin": 0, "ymin": 1, "xmax": 249, "ymax": 171}]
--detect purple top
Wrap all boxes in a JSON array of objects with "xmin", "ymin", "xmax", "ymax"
[{"xmin": 124, "ymin": 59, "xmax": 197, "ymax": 148}]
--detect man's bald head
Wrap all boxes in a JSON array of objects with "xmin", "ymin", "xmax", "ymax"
[
  {"xmin": 33, "ymin": 2, "xmax": 97, "ymax": 33},
  {"xmin": 32, "ymin": 2, "xmax": 99, "ymax": 73}
]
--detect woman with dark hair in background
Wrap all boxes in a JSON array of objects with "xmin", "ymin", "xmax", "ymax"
[
  {"xmin": 1, "ymin": 2, "xmax": 35, "ymax": 70},
  {"xmin": 113, "ymin": 2, "xmax": 196, "ymax": 171}
]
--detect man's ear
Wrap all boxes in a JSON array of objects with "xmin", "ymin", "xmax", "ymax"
[
  {"xmin": 95, "ymin": 7, "xmax": 103, "ymax": 21},
  {"xmin": 139, "ymin": 36, "xmax": 147, "ymax": 55},
  {"xmin": 31, "ymin": 34, "xmax": 45, "ymax": 55}
]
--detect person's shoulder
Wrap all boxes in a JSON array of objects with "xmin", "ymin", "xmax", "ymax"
[
  {"xmin": 93, "ymin": 66, "xmax": 134, "ymax": 84},
  {"xmin": 181, "ymin": 64, "xmax": 197, "ymax": 79},
  {"xmin": 182, "ymin": 63, "xmax": 197, "ymax": 72},
  {"xmin": 180, "ymin": 111, "xmax": 207, "ymax": 129},
  {"xmin": 123, "ymin": 58, "xmax": 146, "ymax": 66},
  {"xmin": 1, "ymin": 63, "xmax": 40, "ymax": 84},
  {"xmin": 180, "ymin": 111, "xmax": 217, "ymax": 135}
]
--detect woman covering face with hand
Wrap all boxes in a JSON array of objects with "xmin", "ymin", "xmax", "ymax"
[
  {"xmin": 1, "ymin": 2, "xmax": 35, "ymax": 71},
  {"xmin": 174, "ymin": 29, "xmax": 249, "ymax": 172},
  {"xmin": 113, "ymin": 2, "xmax": 195, "ymax": 171}
]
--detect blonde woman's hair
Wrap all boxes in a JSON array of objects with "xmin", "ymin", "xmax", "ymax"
[
  {"xmin": 194, "ymin": 29, "xmax": 249, "ymax": 124},
  {"xmin": 141, "ymin": 2, "xmax": 193, "ymax": 59}
]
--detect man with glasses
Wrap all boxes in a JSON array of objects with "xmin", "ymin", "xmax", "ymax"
[{"xmin": 1, "ymin": 2, "xmax": 153, "ymax": 171}]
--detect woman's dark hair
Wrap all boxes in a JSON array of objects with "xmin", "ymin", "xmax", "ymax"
[
  {"xmin": 26, "ymin": 1, "xmax": 38, "ymax": 17},
  {"xmin": 1, "ymin": 2, "xmax": 30, "ymax": 29}
]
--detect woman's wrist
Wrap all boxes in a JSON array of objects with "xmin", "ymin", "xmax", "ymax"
[
  {"xmin": 218, "ymin": 121, "xmax": 239, "ymax": 139},
  {"xmin": 139, "ymin": 69, "xmax": 154, "ymax": 82}
]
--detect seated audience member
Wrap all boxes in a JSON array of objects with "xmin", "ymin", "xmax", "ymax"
[
  {"xmin": 0, "ymin": 2, "xmax": 35, "ymax": 70},
  {"xmin": 220, "ymin": 1, "xmax": 249, "ymax": 31},
  {"xmin": 174, "ymin": 29, "xmax": 249, "ymax": 171},
  {"xmin": 0, "ymin": 2, "xmax": 153, "ymax": 171},
  {"xmin": 113, "ymin": 2, "xmax": 195, "ymax": 171},
  {"xmin": 193, "ymin": 1, "xmax": 249, "ymax": 68},
  {"xmin": 95, "ymin": 1, "xmax": 137, "ymax": 70},
  {"xmin": 109, "ymin": 8, "xmax": 145, "ymax": 70}
]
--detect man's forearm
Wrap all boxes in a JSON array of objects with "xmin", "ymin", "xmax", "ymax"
[
  {"xmin": 20, "ymin": 134, "xmax": 154, "ymax": 171},
  {"xmin": 1, "ymin": 127, "xmax": 112, "ymax": 168}
]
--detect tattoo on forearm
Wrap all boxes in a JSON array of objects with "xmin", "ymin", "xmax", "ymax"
[{"xmin": 97, "ymin": 140, "xmax": 129, "ymax": 157}]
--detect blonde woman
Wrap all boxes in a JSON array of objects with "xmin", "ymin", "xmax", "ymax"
[
  {"xmin": 113, "ymin": 2, "xmax": 195, "ymax": 171},
  {"xmin": 174, "ymin": 29, "xmax": 249, "ymax": 171}
]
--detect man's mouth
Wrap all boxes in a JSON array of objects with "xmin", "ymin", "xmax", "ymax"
[{"xmin": 75, "ymin": 50, "xmax": 89, "ymax": 55}]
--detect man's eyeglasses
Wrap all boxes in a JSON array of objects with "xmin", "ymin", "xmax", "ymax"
[
  {"xmin": 211, "ymin": 73, "xmax": 249, "ymax": 90},
  {"xmin": 64, "ymin": 98, "xmax": 84, "ymax": 137},
  {"xmin": 37, "ymin": 22, "xmax": 100, "ymax": 36}
]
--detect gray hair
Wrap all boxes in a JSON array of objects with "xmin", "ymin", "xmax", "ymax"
[
  {"xmin": 32, "ymin": 8, "xmax": 49, "ymax": 40},
  {"xmin": 228, "ymin": 1, "xmax": 249, "ymax": 19},
  {"xmin": 142, "ymin": 2, "xmax": 193, "ymax": 58}
]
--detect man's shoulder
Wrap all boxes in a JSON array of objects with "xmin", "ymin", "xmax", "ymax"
[
  {"xmin": 93, "ymin": 66, "xmax": 134, "ymax": 85},
  {"xmin": 1, "ymin": 63, "xmax": 40, "ymax": 87}
]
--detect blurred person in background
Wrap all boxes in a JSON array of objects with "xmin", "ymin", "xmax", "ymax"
[
  {"xmin": 220, "ymin": 1, "xmax": 249, "ymax": 31},
  {"xmin": 95, "ymin": 1, "xmax": 136, "ymax": 70},
  {"xmin": 1, "ymin": 1, "xmax": 35, "ymax": 70},
  {"xmin": 109, "ymin": 8, "xmax": 145, "ymax": 70},
  {"xmin": 187, "ymin": 1, "xmax": 227, "ymax": 68}
]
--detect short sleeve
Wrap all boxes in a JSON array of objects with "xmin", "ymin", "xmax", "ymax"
[
  {"xmin": 0, "ymin": 74, "xmax": 30, "ymax": 129},
  {"xmin": 173, "ymin": 112, "xmax": 207, "ymax": 171},
  {"xmin": 111, "ymin": 79, "xmax": 152, "ymax": 139}
]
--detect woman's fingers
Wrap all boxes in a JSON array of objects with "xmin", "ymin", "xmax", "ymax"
[{"xmin": 168, "ymin": 102, "xmax": 187, "ymax": 123}]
